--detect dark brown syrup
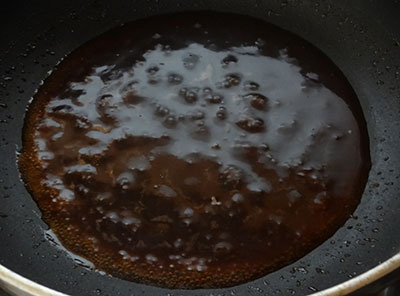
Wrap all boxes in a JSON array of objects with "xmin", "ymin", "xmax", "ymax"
[{"xmin": 19, "ymin": 12, "xmax": 370, "ymax": 289}]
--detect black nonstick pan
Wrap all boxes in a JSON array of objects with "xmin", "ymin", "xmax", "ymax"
[{"xmin": 0, "ymin": 0, "xmax": 399, "ymax": 295}]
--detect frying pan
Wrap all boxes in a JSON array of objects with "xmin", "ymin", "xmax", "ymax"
[{"xmin": 0, "ymin": 0, "xmax": 399, "ymax": 295}]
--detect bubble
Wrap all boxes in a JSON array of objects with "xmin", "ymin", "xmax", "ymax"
[
  {"xmin": 221, "ymin": 73, "xmax": 241, "ymax": 88},
  {"xmin": 216, "ymin": 106, "xmax": 227, "ymax": 120},
  {"xmin": 213, "ymin": 241, "xmax": 232, "ymax": 254},
  {"xmin": 179, "ymin": 88, "xmax": 198, "ymax": 103},
  {"xmin": 75, "ymin": 118, "xmax": 90, "ymax": 129},
  {"xmin": 51, "ymin": 104, "xmax": 73, "ymax": 113},
  {"xmin": 95, "ymin": 94, "xmax": 119, "ymax": 121},
  {"xmin": 184, "ymin": 177, "xmax": 200, "ymax": 185},
  {"xmin": 211, "ymin": 143, "xmax": 221, "ymax": 150},
  {"xmin": 287, "ymin": 190, "xmax": 302, "ymax": 205},
  {"xmin": 255, "ymin": 38, "xmax": 266, "ymax": 47},
  {"xmin": 146, "ymin": 254, "xmax": 158, "ymax": 262},
  {"xmin": 187, "ymin": 110, "xmax": 205, "ymax": 120},
  {"xmin": 128, "ymin": 156, "xmax": 150, "ymax": 171},
  {"xmin": 205, "ymin": 93, "xmax": 223, "ymax": 104},
  {"xmin": 159, "ymin": 185, "xmax": 177, "ymax": 197},
  {"xmin": 202, "ymin": 87, "xmax": 212, "ymax": 94},
  {"xmin": 314, "ymin": 191, "xmax": 327, "ymax": 204},
  {"xmin": 182, "ymin": 53, "xmax": 199, "ymax": 70},
  {"xmin": 185, "ymin": 91, "xmax": 198, "ymax": 103},
  {"xmin": 222, "ymin": 55, "xmax": 238, "ymax": 66},
  {"xmin": 168, "ymin": 73, "xmax": 183, "ymax": 85},
  {"xmin": 244, "ymin": 93, "xmax": 268, "ymax": 110},
  {"xmin": 236, "ymin": 115, "xmax": 265, "ymax": 133},
  {"xmin": 154, "ymin": 104, "xmax": 170, "ymax": 117},
  {"xmin": 258, "ymin": 143, "xmax": 269, "ymax": 151},
  {"xmin": 179, "ymin": 87, "xmax": 188, "ymax": 96},
  {"xmin": 164, "ymin": 115, "xmax": 178, "ymax": 128},
  {"xmin": 220, "ymin": 165, "xmax": 242, "ymax": 188},
  {"xmin": 191, "ymin": 125, "xmax": 210, "ymax": 141},
  {"xmin": 153, "ymin": 33, "xmax": 161, "ymax": 39},
  {"xmin": 146, "ymin": 66, "xmax": 159, "ymax": 75},
  {"xmin": 232, "ymin": 193, "xmax": 244, "ymax": 203},
  {"xmin": 244, "ymin": 81, "xmax": 260, "ymax": 91}
]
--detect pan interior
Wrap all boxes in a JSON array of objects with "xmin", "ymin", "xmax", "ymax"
[{"xmin": 18, "ymin": 11, "xmax": 370, "ymax": 289}]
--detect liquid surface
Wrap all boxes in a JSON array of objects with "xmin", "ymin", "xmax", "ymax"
[{"xmin": 19, "ymin": 12, "xmax": 370, "ymax": 289}]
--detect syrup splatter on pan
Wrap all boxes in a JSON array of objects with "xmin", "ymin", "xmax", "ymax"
[{"xmin": 19, "ymin": 12, "xmax": 370, "ymax": 289}]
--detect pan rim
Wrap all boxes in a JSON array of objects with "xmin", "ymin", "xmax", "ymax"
[{"xmin": 1, "ymin": 252, "xmax": 400, "ymax": 296}]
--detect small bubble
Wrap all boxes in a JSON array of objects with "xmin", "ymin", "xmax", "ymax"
[
  {"xmin": 146, "ymin": 66, "xmax": 159, "ymax": 75},
  {"xmin": 244, "ymin": 81, "xmax": 260, "ymax": 91},
  {"xmin": 148, "ymin": 77, "xmax": 159, "ymax": 84},
  {"xmin": 216, "ymin": 106, "xmax": 227, "ymax": 120},
  {"xmin": 187, "ymin": 110, "xmax": 205, "ymax": 120},
  {"xmin": 154, "ymin": 105, "xmax": 170, "ymax": 117},
  {"xmin": 206, "ymin": 93, "xmax": 223, "ymax": 104},
  {"xmin": 168, "ymin": 73, "xmax": 183, "ymax": 85},
  {"xmin": 244, "ymin": 93, "xmax": 268, "ymax": 110},
  {"xmin": 179, "ymin": 88, "xmax": 198, "ymax": 103},
  {"xmin": 223, "ymin": 73, "xmax": 241, "ymax": 88},
  {"xmin": 221, "ymin": 55, "xmax": 238, "ymax": 66},
  {"xmin": 236, "ymin": 115, "xmax": 265, "ymax": 133},
  {"xmin": 202, "ymin": 87, "xmax": 212, "ymax": 94},
  {"xmin": 191, "ymin": 125, "xmax": 210, "ymax": 141},
  {"xmin": 164, "ymin": 115, "xmax": 177, "ymax": 128},
  {"xmin": 185, "ymin": 91, "xmax": 197, "ymax": 103},
  {"xmin": 183, "ymin": 53, "xmax": 199, "ymax": 70},
  {"xmin": 52, "ymin": 104, "xmax": 73, "ymax": 113},
  {"xmin": 255, "ymin": 38, "xmax": 266, "ymax": 47},
  {"xmin": 179, "ymin": 87, "xmax": 188, "ymax": 97}
]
